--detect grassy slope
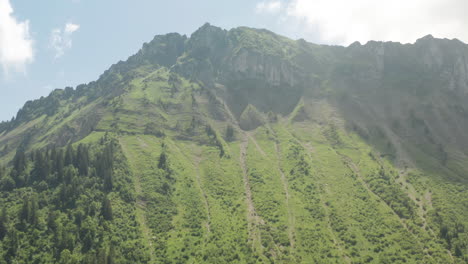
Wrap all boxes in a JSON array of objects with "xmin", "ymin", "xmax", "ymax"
[
  {"xmin": 1, "ymin": 62, "xmax": 466, "ymax": 263},
  {"xmin": 78, "ymin": 67, "xmax": 463, "ymax": 263}
]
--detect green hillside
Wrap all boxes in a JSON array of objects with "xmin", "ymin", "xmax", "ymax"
[{"xmin": 0, "ymin": 24, "xmax": 467, "ymax": 263}]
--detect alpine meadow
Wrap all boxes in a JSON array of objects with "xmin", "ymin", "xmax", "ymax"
[{"xmin": 0, "ymin": 23, "xmax": 468, "ymax": 263}]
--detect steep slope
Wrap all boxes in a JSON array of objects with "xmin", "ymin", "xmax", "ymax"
[{"xmin": 0, "ymin": 24, "xmax": 467, "ymax": 263}]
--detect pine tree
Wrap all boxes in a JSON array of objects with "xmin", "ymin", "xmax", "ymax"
[
  {"xmin": 5, "ymin": 227, "xmax": 18, "ymax": 260},
  {"xmin": 50, "ymin": 147, "xmax": 57, "ymax": 166},
  {"xmin": 47, "ymin": 210, "xmax": 57, "ymax": 232},
  {"xmin": 56, "ymin": 149, "xmax": 65, "ymax": 183},
  {"xmin": 108, "ymin": 245, "xmax": 116, "ymax": 264},
  {"xmin": 12, "ymin": 150, "xmax": 26, "ymax": 177},
  {"xmin": 64, "ymin": 145, "xmax": 74, "ymax": 167},
  {"xmin": 225, "ymin": 124, "xmax": 234, "ymax": 141},
  {"xmin": 158, "ymin": 152, "xmax": 168, "ymax": 170},
  {"xmin": 76, "ymin": 144, "xmax": 89, "ymax": 176},
  {"xmin": 31, "ymin": 150, "xmax": 49, "ymax": 182},
  {"xmin": 30, "ymin": 195, "xmax": 39, "ymax": 226},
  {"xmin": 0, "ymin": 207, "xmax": 8, "ymax": 240},
  {"xmin": 103, "ymin": 170, "xmax": 113, "ymax": 192},
  {"xmin": 205, "ymin": 124, "xmax": 215, "ymax": 137},
  {"xmin": 97, "ymin": 143, "xmax": 114, "ymax": 192},
  {"xmin": 19, "ymin": 195, "xmax": 38, "ymax": 226},
  {"xmin": 19, "ymin": 196, "xmax": 30, "ymax": 224},
  {"xmin": 101, "ymin": 196, "xmax": 113, "ymax": 221},
  {"xmin": 63, "ymin": 166, "xmax": 78, "ymax": 185},
  {"xmin": 0, "ymin": 175, "xmax": 15, "ymax": 191}
]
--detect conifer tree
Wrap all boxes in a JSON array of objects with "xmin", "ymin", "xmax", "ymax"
[
  {"xmin": 0, "ymin": 207, "xmax": 8, "ymax": 240},
  {"xmin": 30, "ymin": 195, "xmax": 39, "ymax": 226},
  {"xmin": 76, "ymin": 144, "xmax": 89, "ymax": 176},
  {"xmin": 47, "ymin": 210, "xmax": 57, "ymax": 232},
  {"xmin": 158, "ymin": 152, "xmax": 168, "ymax": 170},
  {"xmin": 97, "ymin": 143, "xmax": 114, "ymax": 191},
  {"xmin": 101, "ymin": 196, "xmax": 113, "ymax": 221},
  {"xmin": 108, "ymin": 245, "xmax": 116, "ymax": 264},
  {"xmin": 12, "ymin": 150, "xmax": 26, "ymax": 176},
  {"xmin": 0, "ymin": 175, "xmax": 15, "ymax": 191},
  {"xmin": 64, "ymin": 145, "xmax": 74, "ymax": 167},
  {"xmin": 56, "ymin": 149, "xmax": 65, "ymax": 183},
  {"xmin": 225, "ymin": 124, "xmax": 234, "ymax": 141},
  {"xmin": 5, "ymin": 227, "xmax": 18, "ymax": 260},
  {"xmin": 32, "ymin": 150, "xmax": 49, "ymax": 182},
  {"xmin": 19, "ymin": 195, "xmax": 38, "ymax": 226}
]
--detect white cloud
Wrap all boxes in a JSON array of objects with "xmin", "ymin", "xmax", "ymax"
[
  {"xmin": 50, "ymin": 22, "xmax": 80, "ymax": 58},
  {"xmin": 256, "ymin": 0, "xmax": 282, "ymax": 14},
  {"xmin": 258, "ymin": 0, "xmax": 468, "ymax": 45},
  {"xmin": 65, "ymin": 23, "xmax": 80, "ymax": 34},
  {"xmin": 0, "ymin": 0, "xmax": 34, "ymax": 76}
]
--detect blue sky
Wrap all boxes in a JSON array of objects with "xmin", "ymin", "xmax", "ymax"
[
  {"xmin": 1, "ymin": 0, "xmax": 467, "ymax": 121},
  {"xmin": 0, "ymin": 0, "xmax": 273, "ymax": 121}
]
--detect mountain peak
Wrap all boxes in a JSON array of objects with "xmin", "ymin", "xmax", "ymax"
[
  {"xmin": 416, "ymin": 34, "xmax": 435, "ymax": 43},
  {"xmin": 185, "ymin": 23, "xmax": 229, "ymax": 62},
  {"xmin": 191, "ymin": 22, "xmax": 226, "ymax": 37},
  {"xmin": 348, "ymin": 41, "xmax": 362, "ymax": 48}
]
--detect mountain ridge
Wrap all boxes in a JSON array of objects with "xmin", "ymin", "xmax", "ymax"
[
  {"xmin": 0, "ymin": 23, "xmax": 467, "ymax": 263},
  {"xmin": 2, "ymin": 23, "xmax": 466, "ymax": 124}
]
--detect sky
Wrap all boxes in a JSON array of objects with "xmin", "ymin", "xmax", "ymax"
[{"xmin": 1, "ymin": 0, "xmax": 467, "ymax": 121}]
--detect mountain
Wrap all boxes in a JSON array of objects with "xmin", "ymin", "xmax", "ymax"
[{"xmin": 0, "ymin": 23, "xmax": 467, "ymax": 263}]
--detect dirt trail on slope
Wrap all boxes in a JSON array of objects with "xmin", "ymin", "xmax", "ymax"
[
  {"xmin": 171, "ymin": 143, "xmax": 213, "ymax": 235},
  {"xmin": 288, "ymin": 133, "xmax": 350, "ymax": 263},
  {"xmin": 247, "ymin": 132, "xmax": 266, "ymax": 157},
  {"xmin": 240, "ymin": 134, "xmax": 262, "ymax": 251},
  {"xmin": 396, "ymin": 170, "xmax": 436, "ymax": 235},
  {"xmin": 119, "ymin": 138, "xmax": 156, "ymax": 263},
  {"xmin": 274, "ymin": 142, "xmax": 296, "ymax": 249},
  {"xmin": 338, "ymin": 153, "xmax": 436, "ymax": 262},
  {"xmin": 320, "ymin": 188, "xmax": 352, "ymax": 264},
  {"xmin": 212, "ymin": 92, "xmax": 239, "ymax": 126},
  {"xmin": 342, "ymin": 155, "xmax": 411, "ymax": 231},
  {"xmin": 193, "ymin": 148, "xmax": 212, "ymax": 234}
]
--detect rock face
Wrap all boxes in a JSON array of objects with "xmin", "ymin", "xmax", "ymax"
[
  {"xmin": 414, "ymin": 35, "xmax": 468, "ymax": 93},
  {"xmin": 135, "ymin": 33, "xmax": 187, "ymax": 67},
  {"xmin": 185, "ymin": 23, "xmax": 229, "ymax": 64},
  {"xmin": 5, "ymin": 24, "xmax": 468, "ymax": 164},
  {"xmin": 239, "ymin": 104, "xmax": 265, "ymax": 130},
  {"xmin": 329, "ymin": 36, "xmax": 468, "ymax": 162},
  {"xmin": 173, "ymin": 24, "xmax": 303, "ymax": 88},
  {"xmin": 3, "ymin": 23, "xmax": 468, "ymax": 168},
  {"xmin": 228, "ymin": 48, "xmax": 299, "ymax": 86}
]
